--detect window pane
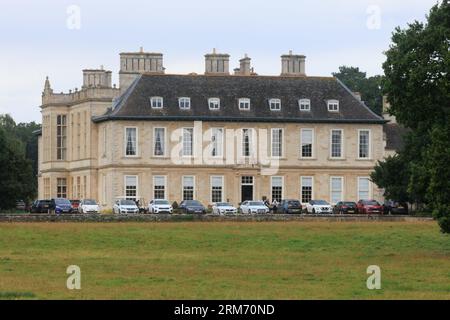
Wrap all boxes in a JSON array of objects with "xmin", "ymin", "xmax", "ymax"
[
  {"xmin": 182, "ymin": 128, "xmax": 193, "ymax": 156},
  {"xmin": 331, "ymin": 130, "xmax": 342, "ymax": 158},
  {"xmin": 359, "ymin": 130, "xmax": 370, "ymax": 158},
  {"xmin": 301, "ymin": 129, "xmax": 313, "ymax": 157},
  {"xmin": 358, "ymin": 178, "xmax": 370, "ymax": 200},
  {"xmin": 331, "ymin": 177, "xmax": 343, "ymax": 204},
  {"xmin": 211, "ymin": 128, "xmax": 223, "ymax": 157},
  {"xmin": 154, "ymin": 128, "xmax": 165, "ymax": 156},
  {"xmin": 183, "ymin": 176, "xmax": 194, "ymax": 201},
  {"xmin": 126, "ymin": 128, "xmax": 137, "ymax": 156},
  {"xmin": 301, "ymin": 177, "xmax": 313, "ymax": 203},
  {"xmin": 272, "ymin": 129, "xmax": 283, "ymax": 157}
]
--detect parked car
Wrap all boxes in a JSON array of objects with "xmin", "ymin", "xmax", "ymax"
[
  {"xmin": 70, "ymin": 200, "xmax": 81, "ymax": 211},
  {"xmin": 305, "ymin": 200, "xmax": 332, "ymax": 214},
  {"xmin": 356, "ymin": 200, "xmax": 383, "ymax": 214},
  {"xmin": 179, "ymin": 200, "xmax": 206, "ymax": 214},
  {"xmin": 16, "ymin": 200, "xmax": 26, "ymax": 211},
  {"xmin": 78, "ymin": 199, "xmax": 100, "ymax": 214},
  {"xmin": 277, "ymin": 199, "xmax": 303, "ymax": 214},
  {"xmin": 212, "ymin": 202, "xmax": 237, "ymax": 215},
  {"xmin": 113, "ymin": 199, "xmax": 139, "ymax": 214},
  {"xmin": 383, "ymin": 200, "xmax": 408, "ymax": 215},
  {"xmin": 149, "ymin": 199, "xmax": 173, "ymax": 214},
  {"xmin": 30, "ymin": 200, "xmax": 52, "ymax": 213},
  {"xmin": 239, "ymin": 201, "xmax": 270, "ymax": 214},
  {"xmin": 333, "ymin": 201, "xmax": 357, "ymax": 214},
  {"xmin": 50, "ymin": 198, "xmax": 73, "ymax": 214}
]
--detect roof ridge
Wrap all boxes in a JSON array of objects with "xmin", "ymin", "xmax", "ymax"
[{"xmin": 110, "ymin": 75, "xmax": 142, "ymax": 116}]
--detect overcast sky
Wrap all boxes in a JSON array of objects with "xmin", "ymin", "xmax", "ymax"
[{"xmin": 0, "ymin": 0, "xmax": 440, "ymax": 123}]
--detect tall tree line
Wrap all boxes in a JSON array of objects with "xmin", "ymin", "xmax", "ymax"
[{"xmin": 0, "ymin": 114, "xmax": 40, "ymax": 209}]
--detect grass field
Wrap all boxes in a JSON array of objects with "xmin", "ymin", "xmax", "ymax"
[{"xmin": 0, "ymin": 221, "xmax": 448, "ymax": 300}]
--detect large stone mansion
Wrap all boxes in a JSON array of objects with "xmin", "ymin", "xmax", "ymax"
[{"xmin": 37, "ymin": 49, "xmax": 398, "ymax": 209}]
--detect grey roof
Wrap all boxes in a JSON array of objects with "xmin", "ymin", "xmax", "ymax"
[
  {"xmin": 384, "ymin": 123, "xmax": 409, "ymax": 151},
  {"xmin": 93, "ymin": 74, "xmax": 386, "ymax": 124}
]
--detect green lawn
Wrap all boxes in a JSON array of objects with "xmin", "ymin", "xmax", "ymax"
[{"xmin": 0, "ymin": 221, "xmax": 448, "ymax": 300}]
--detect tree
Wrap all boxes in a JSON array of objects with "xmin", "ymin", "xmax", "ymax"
[
  {"xmin": 0, "ymin": 127, "xmax": 35, "ymax": 210},
  {"xmin": 332, "ymin": 66, "xmax": 384, "ymax": 115},
  {"xmin": 378, "ymin": 0, "xmax": 450, "ymax": 233}
]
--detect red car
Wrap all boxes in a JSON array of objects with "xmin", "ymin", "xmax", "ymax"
[
  {"xmin": 356, "ymin": 200, "xmax": 383, "ymax": 214},
  {"xmin": 70, "ymin": 200, "xmax": 80, "ymax": 211}
]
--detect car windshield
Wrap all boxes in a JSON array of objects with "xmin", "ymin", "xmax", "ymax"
[
  {"xmin": 288, "ymin": 201, "xmax": 301, "ymax": 206},
  {"xmin": 217, "ymin": 203, "xmax": 232, "ymax": 207},
  {"xmin": 249, "ymin": 201, "xmax": 264, "ymax": 206},
  {"xmin": 120, "ymin": 200, "xmax": 136, "ymax": 206},
  {"xmin": 40, "ymin": 200, "xmax": 51, "ymax": 205},
  {"xmin": 363, "ymin": 200, "xmax": 380, "ymax": 205},
  {"xmin": 55, "ymin": 199, "xmax": 71, "ymax": 205},
  {"xmin": 84, "ymin": 199, "xmax": 97, "ymax": 205},
  {"xmin": 70, "ymin": 200, "xmax": 80, "ymax": 204},
  {"xmin": 344, "ymin": 202, "xmax": 356, "ymax": 206},
  {"xmin": 155, "ymin": 200, "xmax": 169, "ymax": 205},
  {"xmin": 185, "ymin": 200, "xmax": 201, "ymax": 206},
  {"xmin": 313, "ymin": 200, "xmax": 329, "ymax": 205}
]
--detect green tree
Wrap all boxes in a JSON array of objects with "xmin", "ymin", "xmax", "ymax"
[
  {"xmin": 0, "ymin": 127, "xmax": 35, "ymax": 210},
  {"xmin": 332, "ymin": 66, "xmax": 384, "ymax": 114},
  {"xmin": 378, "ymin": 0, "xmax": 450, "ymax": 233}
]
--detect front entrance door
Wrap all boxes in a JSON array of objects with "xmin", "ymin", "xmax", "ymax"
[{"xmin": 241, "ymin": 176, "xmax": 254, "ymax": 202}]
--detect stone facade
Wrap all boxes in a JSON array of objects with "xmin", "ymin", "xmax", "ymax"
[{"xmin": 38, "ymin": 49, "xmax": 390, "ymax": 209}]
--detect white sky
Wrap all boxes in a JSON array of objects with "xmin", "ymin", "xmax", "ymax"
[{"xmin": 0, "ymin": 0, "xmax": 440, "ymax": 123}]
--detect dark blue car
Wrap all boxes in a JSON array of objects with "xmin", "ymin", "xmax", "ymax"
[{"xmin": 51, "ymin": 198, "xmax": 73, "ymax": 214}]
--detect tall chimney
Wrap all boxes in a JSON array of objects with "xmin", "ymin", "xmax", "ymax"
[
  {"xmin": 281, "ymin": 50, "xmax": 306, "ymax": 76},
  {"xmin": 235, "ymin": 54, "xmax": 252, "ymax": 76},
  {"xmin": 119, "ymin": 48, "xmax": 164, "ymax": 91},
  {"xmin": 205, "ymin": 48, "xmax": 230, "ymax": 75},
  {"xmin": 82, "ymin": 68, "xmax": 112, "ymax": 89}
]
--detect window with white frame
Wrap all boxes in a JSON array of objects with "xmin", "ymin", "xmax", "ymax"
[
  {"xmin": 358, "ymin": 177, "xmax": 371, "ymax": 200},
  {"xmin": 358, "ymin": 130, "xmax": 370, "ymax": 158},
  {"xmin": 299, "ymin": 99, "xmax": 311, "ymax": 111},
  {"xmin": 150, "ymin": 96, "xmax": 163, "ymax": 109},
  {"xmin": 271, "ymin": 128, "xmax": 283, "ymax": 157},
  {"xmin": 242, "ymin": 128, "xmax": 252, "ymax": 157},
  {"xmin": 56, "ymin": 115, "xmax": 67, "ymax": 160},
  {"xmin": 330, "ymin": 177, "xmax": 343, "ymax": 204},
  {"xmin": 125, "ymin": 127, "xmax": 137, "ymax": 156},
  {"xmin": 179, "ymin": 97, "xmax": 191, "ymax": 109},
  {"xmin": 125, "ymin": 175, "xmax": 138, "ymax": 200},
  {"xmin": 211, "ymin": 176, "xmax": 224, "ymax": 203},
  {"xmin": 239, "ymin": 98, "xmax": 250, "ymax": 110},
  {"xmin": 328, "ymin": 100, "xmax": 339, "ymax": 112},
  {"xmin": 269, "ymin": 99, "xmax": 281, "ymax": 111},
  {"xmin": 271, "ymin": 176, "xmax": 283, "ymax": 202},
  {"xmin": 182, "ymin": 176, "xmax": 195, "ymax": 200},
  {"xmin": 331, "ymin": 129, "xmax": 343, "ymax": 158},
  {"xmin": 211, "ymin": 128, "xmax": 223, "ymax": 157},
  {"xmin": 301, "ymin": 177, "xmax": 313, "ymax": 203},
  {"xmin": 153, "ymin": 127, "xmax": 166, "ymax": 156},
  {"xmin": 57, "ymin": 178, "xmax": 67, "ymax": 198},
  {"xmin": 208, "ymin": 98, "xmax": 220, "ymax": 110},
  {"xmin": 301, "ymin": 129, "xmax": 314, "ymax": 158},
  {"xmin": 182, "ymin": 128, "xmax": 194, "ymax": 156},
  {"xmin": 153, "ymin": 176, "xmax": 166, "ymax": 200}
]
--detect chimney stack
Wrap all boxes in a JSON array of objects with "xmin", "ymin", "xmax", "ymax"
[
  {"xmin": 82, "ymin": 68, "xmax": 112, "ymax": 89},
  {"xmin": 234, "ymin": 54, "xmax": 252, "ymax": 76},
  {"xmin": 281, "ymin": 51, "xmax": 306, "ymax": 76},
  {"xmin": 119, "ymin": 48, "xmax": 164, "ymax": 91},
  {"xmin": 205, "ymin": 48, "xmax": 230, "ymax": 75}
]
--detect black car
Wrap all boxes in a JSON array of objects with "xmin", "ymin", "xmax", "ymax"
[
  {"xmin": 383, "ymin": 200, "xmax": 408, "ymax": 215},
  {"xmin": 30, "ymin": 200, "xmax": 52, "ymax": 213},
  {"xmin": 179, "ymin": 200, "xmax": 206, "ymax": 214},
  {"xmin": 333, "ymin": 201, "xmax": 357, "ymax": 214},
  {"xmin": 277, "ymin": 199, "xmax": 303, "ymax": 214}
]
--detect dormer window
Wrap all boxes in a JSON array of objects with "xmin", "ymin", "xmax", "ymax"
[
  {"xmin": 328, "ymin": 100, "xmax": 339, "ymax": 112},
  {"xmin": 239, "ymin": 98, "xmax": 250, "ymax": 110},
  {"xmin": 209, "ymin": 98, "xmax": 220, "ymax": 110},
  {"xmin": 179, "ymin": 97, "xmax": 191, "ymax": 110},
  {"xmin": 269, "ymin": 99, "xmax": 281, "ymax": 111},
  {"xmin": 150, "ymin": 96, "xmax": 163, "ymax": 109},
  {"xmin": 299, "ymin": 99, "xmax": 311, "ymax": 111}
]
